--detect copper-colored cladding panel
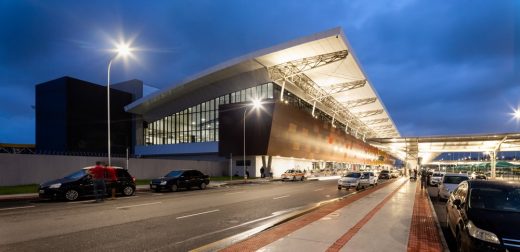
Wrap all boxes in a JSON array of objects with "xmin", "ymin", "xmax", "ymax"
[
  {"xmin": 219, "ymin": 101, "xmax": 392, "ymax": 165},
  {"xmin": 267, "ymin": 102, "xmax": 393, "ymax": 165},
  {"xmin": 218, "ymin": 102, "xmax": 275, "ymax": 156}
]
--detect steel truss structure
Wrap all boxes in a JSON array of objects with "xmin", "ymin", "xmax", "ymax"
[{"xmin": 267, "ymin": 50, "xmax": 383, "ymax": 139}]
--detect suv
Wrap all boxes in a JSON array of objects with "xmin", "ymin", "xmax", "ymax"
[
  {"xmin": 378, "ymin": 170, "xmax": 391, "ymax": 179},
  {"xmin": 39, "ymin": 166, "xmax": 136, "ymax": 201}
]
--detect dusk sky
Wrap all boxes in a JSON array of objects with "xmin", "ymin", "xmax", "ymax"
[{"xmin": 0, "ymin": 0, "xmax": 518, "ymax": 144}]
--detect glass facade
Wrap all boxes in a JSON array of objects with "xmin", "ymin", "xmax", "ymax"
[
  {"xmin": 145, "ymin": 82, "xmax": 274, "ymax": 145},
  {"xmin": 144, "ymin": 81, "xmax": 357, "ymax": 146}
]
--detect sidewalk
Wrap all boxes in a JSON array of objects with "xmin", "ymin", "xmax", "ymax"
[{"xmin": 215, "ymin": 178, "xmax": 445, "ymax": 252}]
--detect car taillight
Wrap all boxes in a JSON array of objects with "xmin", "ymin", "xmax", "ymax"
[{"xmin": 132, "ymin": 176, "xmax": 136, "ymax": 182}]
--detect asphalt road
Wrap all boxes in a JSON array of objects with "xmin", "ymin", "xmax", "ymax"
[
  {"xmin": 427, "ymin": 184, "xmax": 457, "ymax": 252},
  {"xmin": 0, "ymin": 179, "xmax": 367, "ymax": 251}
]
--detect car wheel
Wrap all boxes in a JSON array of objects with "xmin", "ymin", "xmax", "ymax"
[
  {"xmin": 292, "ymin": 176, "xmax": 296, "ymax": 181},
  {"xmin": 64, "ymin": 189, "xmax": 79, "ymax": 201},
  {"xmin": 199, "ymin": 182, "xmax": 207, "ymax": 190},
  {"xmin": 122, "ymin": 186, "xmax": 134, "ymax": 196},
  {"xmin": 170, "ymin": 184, "xmax": 178, "ymax": 192},
  {"xmin": 338, "ymin": 185, "xmax": 342, "ymax": 190},
  {"xmin": 356, "ymin": 185, "xmax": 361, "ymax": 191},
  {"xmin": 300, "ymin": 176, "xmax": 304, "ymax": 181},
  {"xmin": 456, "ymin": 230, "xmax": 466, "ymax": 252}
]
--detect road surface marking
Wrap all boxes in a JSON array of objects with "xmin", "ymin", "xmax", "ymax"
[
  {"xmin": 273, "ymin": 195, "xmax": 290, "ymax": 200},
  {"xmin": 225, "ymin": 191, "xmax": 245, "ymax": 195},
  {"xmin": 152, "ymin": 193, "xmax": 164, "ymax": 196},
  {"xmin": 0, "ymin": 205, "xmax": 35, "ymax": 211},
  {"xmin": 176, "ymin": 209, "xmax": 220, "ymax": 219},
  {"xmin": 67, "ymin": 200, "xmax": 95, "ymax": 204},
  {"xmin": 175, "ymin": 210, "xmax": 288, "ymax": 245},
  {"xmin": 116, "ymin": 201, "xmax": 161, "ymax": 209},
  {"xmin": 314, "ymin": 188, "xmax": 324, "ymax": 191},
  {"xmin": 117, "ymin": 196, "xmax": 139, "ymax": 200}
]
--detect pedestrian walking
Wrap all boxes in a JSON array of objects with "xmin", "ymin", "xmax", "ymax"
[
  {"xmin": 260, "ymin": 166, "xmax": 265, "ymax": 178},
  {"xmin": 90, "ymin": 161, "xmax": 106, "ymax": 202}
]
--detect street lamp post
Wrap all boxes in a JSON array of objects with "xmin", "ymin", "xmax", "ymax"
[
  {"xmin": 106, "ymin": 43, "xmax": 133, "ymax": 166},
  {"xmin": 243, "ymin": 99, "xmax": 262, "ymax": 182}
]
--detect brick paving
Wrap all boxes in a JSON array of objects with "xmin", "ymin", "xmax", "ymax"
[{"xmin": 406, "ymin": 184, "xmax": 443, "ymax": 252}]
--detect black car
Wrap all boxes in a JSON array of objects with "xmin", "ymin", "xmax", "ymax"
[
  {"xmin": 446, "ymin": 180, "xmax": 520, "ymax": 252},
  {"xmin": 38, "ymin": 166, "xmax": 136, "ymax": 201},
  {"xmin": 149, "ymin": 169, "xmax": 210, "ymax": 192},
  {"xmin": 378, "ymin": 170, "xmax": 391, "ymax": 179}
]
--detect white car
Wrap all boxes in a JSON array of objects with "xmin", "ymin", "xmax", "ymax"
[
  {"xmin": 429, "ymin": 172, "xmax": 445, "ymax": 186},
  {"xmin": 338, "ymin": 172, "xmax": 362, "ymax": 190},
  {"xmin": 361, "ymin": 172, "xmax": 378, "ymax": 187},
  {"xmin": 437, "ymin": 173, "xmax": 469, "ymax": 200}
]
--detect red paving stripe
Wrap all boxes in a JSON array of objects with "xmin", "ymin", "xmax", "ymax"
[
  {"xmin": 219, "ymin": 179, "xmax": 403, "ymax": 252},
  {"xmin": 407, "ymin": 184, "xmax": 443, "ymax": 252},
  {"xmin": 326, "ymin": 179, "xmax": 408, "ymax": 252}
]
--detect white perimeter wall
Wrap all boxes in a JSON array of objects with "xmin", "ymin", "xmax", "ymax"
[{"xmin": 0, "ymin": 154, "xmax": 227, "ymax": 186}]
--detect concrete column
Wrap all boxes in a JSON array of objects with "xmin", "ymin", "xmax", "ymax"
[{"xmin": 491, "ymin": 151, "xmax": 496, "ymax": 179}]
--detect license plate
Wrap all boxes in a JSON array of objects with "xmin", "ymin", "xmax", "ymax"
[
  {"xmin": 151, "ymin": 185, "xmax": 156, "ymax": 189},
  {"xmin": 39, "ymin": 190, "xmax": 44, "ymax": 194}
]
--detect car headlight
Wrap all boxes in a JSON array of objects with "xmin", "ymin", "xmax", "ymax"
[
  {"xmin": 467, "ymin": 221, "xmax": 500, "ymax": 244},
  {"xmin": 49, "ymin": 183, "xmax": 61, "ymax": 189},
  {"xmin": 160, "ymin": 181, "xmax": 167, "ymax": 186}
]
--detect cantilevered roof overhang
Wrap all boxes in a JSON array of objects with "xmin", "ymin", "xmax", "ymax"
[
  {"xmin": 368, "ymin": 133, "xmax": 520, "ymax": 164},
  {"xmin": 126, "ymin": 27, "xmax": 400, "ymax": 139}
]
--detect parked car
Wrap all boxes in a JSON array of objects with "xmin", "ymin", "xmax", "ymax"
[
  {"xmin": 446, "ymin": 180, "xmax": 520, "ymax": 252},
  {"xmin": 38, "ymin": 166, "xmax": 136, "ymax": 201},
  {"xmin": 430, "ymin": 172, "xmax": 445, "ymax": 186},
  {"xmin": 390, "ymin": 170, "xmax": 400, "ymax": 178},
  {"xmin": 361, "ymin": 172, "xmax": 378, "ymax": 187},
  {"xmin": 150, "ymin": 169, "xmax": 210, "ymax": 192},
  {"xmin": 437, "ymin": 173, "xmax": 470, "ymax": 200},
  {"xmin": 471, "ymin": 172, "xmax": 487, "ymax": 180},
  {"xmin": 281, "ymin": 169, "xmax": 305, "ymax": 181},
  {"xmin": 378, "ymin": 170, "xmax": 391, "ymax": 179},
  {"xmin": 338, "ymin": 172, "xmax": 362, "ymax": 190}
]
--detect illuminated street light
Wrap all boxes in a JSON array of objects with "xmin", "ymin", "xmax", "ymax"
[
  {"xmin": 243, "ymin": 98, "xmax": 263, "ymax": 182},
  {"xmin": 107, "ymin": 42, "xmax": 135, "ymax": 166},
  {"xmin": 514, "ymin": 108, "xmax": 520, "ymax": 120}
]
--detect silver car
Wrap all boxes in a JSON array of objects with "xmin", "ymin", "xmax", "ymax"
[
  {"xmin": 437, "ymin": 173, "xmax": 469, "ymax": 200},
  {"xmin": 338, "ymin": 172, "xmax": 362, "ymax": 190}
]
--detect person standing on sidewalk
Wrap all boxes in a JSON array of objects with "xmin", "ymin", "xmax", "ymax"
[
  {"xmin": 420, "ymin": 169, "xmax": 427, "ymax": 190},
  {"xmin": 90, "ymin": 161, "xmax": 106, "ymax": 202},
  {"xmin": 106, "ymin": 165, "xmax": 117, "ymax": 200},
  {"xmin": 260, "ymin": 166, "xmax": 265, "ymax": 178}
]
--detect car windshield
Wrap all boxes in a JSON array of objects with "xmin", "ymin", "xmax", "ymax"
[
  {"xmin": 64, "ymin": 170, "xmax": 87, "ymax": 180},
  {"xmin": 165, "ymin": 170, "xmax": 183, "ymax": 177},
  {"xmin": 345, "ymin": 173, "xmax": 361, "ymax": 178},
  {"xmin": 443, "ymin": 176, "xmax": 468, "ymax": 184},
  {"xmin": 470, "ymin": 188, "xmax": 520, "ymax": 212},
  {"xmin": 285, "ymin": 170, "xmax": 295, "ymax": 173}
]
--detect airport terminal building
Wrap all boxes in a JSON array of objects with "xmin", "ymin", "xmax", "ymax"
[{"xmin": 124, "ymin": 27, "xmax": 400, "ymax": 177}]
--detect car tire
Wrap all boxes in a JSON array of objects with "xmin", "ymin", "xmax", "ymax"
[
  {"xmin": 170, "ymin": 184, "xmax": 178, "ymax": 192},
  {"xmin": 122, "ymin": 186, "xmax": 134, "ymax": 196},
  {"xmin": 300, "ymin": 176, "xmax": 304, "ymax": 181},
  {"xmin": 292, "ymin": 176, "xmax": 296, "ymax": 181},
  {"xmin": 338, "ymin": 185, "xmax": 342, "ymax": 190},
  {"xmin": 64, "ymin": 189, "xmax": 79, "ymax": 201},
  {"xmin": 199, "ymin": 182, "xmax": 207, "ymax": 190},
  {"xmin": 456, "ymin": 230, "xmax": 466, "ymax": 252},
  {"xmin": 356, "ymin": 185, "xmax": 361, "ymax": 191}
]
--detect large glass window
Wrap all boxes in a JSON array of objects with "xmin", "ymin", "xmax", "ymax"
[{"xmin": 144, "ymin": 82, "xmax": 274, "ymax": 145}]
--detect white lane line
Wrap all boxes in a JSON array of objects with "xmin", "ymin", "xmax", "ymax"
[
  {"xmin": 273, "ymin": 195, "xmax": 290, "ymax": 200},
  {"xmin": 0, "ymin": 205, "xmax": 36, "ymax": 211},
  {"xmin": 67, "ymin": 200, "xmax": 95, "ymax": 204},
  {"xmin": 116, "ymin": 201, "xmax": 161, "ymax": 209},
  {"xmin": 224, "ymin": 191, "xmax": 245, "ymax": 195},
  {"xmin": 176, "ymin": 209, "xmax": 220, "ymax": 219},
  {"xmin": 117, "ymin": 196, "xmax": 139, "ymax": 200},
  {"xmin": 314, "ymin": 188, "xmax": 324, "ymax": 191},
  {"xmin": 152, "ymin": 193, "xmax": 164, "ymax": 196}
]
